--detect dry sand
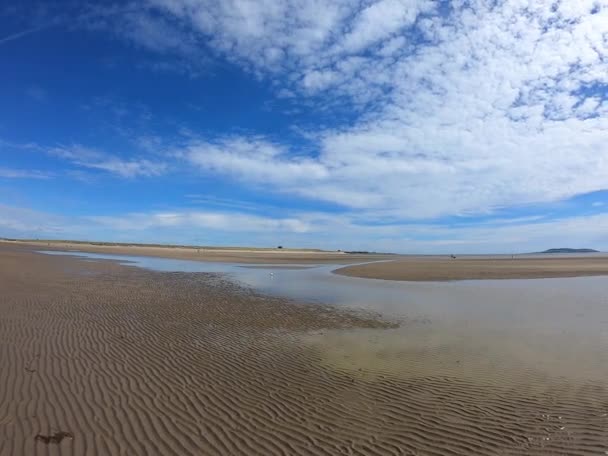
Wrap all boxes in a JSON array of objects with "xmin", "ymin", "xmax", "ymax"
[
  {"xmin": 335, "ymin": 255, "xmax": 608, "ymax": 281},
  {"xmin": 1, "ymin": 245, "xmax": 608, "ymax": 455}
]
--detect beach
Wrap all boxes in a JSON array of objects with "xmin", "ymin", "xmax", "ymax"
[
  {"xmin": 1, "ymin": 244, "xmax": 608, "ymax": 455},
  {"xmin": 0, "ymin": 239, "xmax": 390, "ymax": 265},
  {"xmin": 4, "ymin": 240, "xmax": 608, "ymax": 281}
]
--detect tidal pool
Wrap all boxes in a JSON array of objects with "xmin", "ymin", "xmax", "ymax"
[{"xmin": 39, "ymin": 249, "xmax": 608, "ymax": 383}]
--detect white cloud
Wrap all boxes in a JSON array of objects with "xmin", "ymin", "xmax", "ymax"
[
  {"xmin": 50, "ymin": 144, "xmax": 167, "ymax": 178},
  {"xmin": 131, "ymin": 0, "xmax": 608, "ymax": 219},
  {"xmin": 14, "ymin": 0, "xmax": 608, "ymax": 242},
  {"xmin": 0, "ymin": 167, "xmax": 51, "ymax": 179},
  {"xmin": 184, "ymin": 137, "xmax": 328, "ymax": 185},
  {"xmin": 301, "ymin": 70, "xmax": 339, "ymax": 92},
  {"xmin": 87, "ymin": 210, "xmax": 311, "ymax": 233},
  {"xmin": 1, "ymin": 203, "xmax": 607, "ymax": 253},
  {"xmin": 0, "ymin": 204, "xmax": 72, "ymax": 235},
  {"xmin": 339, "ymin": 0, "xmax": 433, "ymax": 53}
]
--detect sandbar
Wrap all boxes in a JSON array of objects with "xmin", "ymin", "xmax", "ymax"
[{"xmin": 335, "ymin": 255, "xmax": 608, "ymax": 281}]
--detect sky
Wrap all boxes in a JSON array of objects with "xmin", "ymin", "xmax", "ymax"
[{"xmin": 1, "ymin": 0, "xmax": 608, "ymax": 253}]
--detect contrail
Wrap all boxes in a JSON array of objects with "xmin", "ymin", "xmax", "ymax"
[
  {"xmin": 0, "ymin": 26, "xmax": 47, "ymax": 46},
  {"xmin": 0, "ymin": 5, "xmax": 157, "ymax": 48}
]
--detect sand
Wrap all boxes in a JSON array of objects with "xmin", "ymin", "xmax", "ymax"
[
  {"xmin": 0, "ymin": 239, "xmax": 391, "ymax": 264},
  {"xmin": 335, "ymin": 255, "xmax": 608, "ymax": 281},
  {"xmin": 6, "ymin": 239, "xmax": 608, "ymax": 281},
  {"xmin": 1, "ymin": 245, "xmax": 608, "ymax": 455}
]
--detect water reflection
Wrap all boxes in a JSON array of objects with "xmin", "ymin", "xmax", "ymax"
[
  {"xmin": 39, "ymin": 249, "xmax": 608, "ymax": 333},
  {"xmin": 38, "ymin": 249, "xmax": 608, "ymax": 438}
]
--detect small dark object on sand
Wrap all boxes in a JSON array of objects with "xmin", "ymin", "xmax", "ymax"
[{"xmin": 35, "ymin": 431, "xmax": 74, "ymax": 444}]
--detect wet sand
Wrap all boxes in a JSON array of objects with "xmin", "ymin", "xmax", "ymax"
[
  {"xmin": 6, "ymin": 239, "xmax": 608, "ymax": 281},
  {"xmin": 335, "ymin": 255, "xmax": 608, "ymax": 281},
  {"xmin": 2, "ymin": 245, "xmax": 608, "ymax": 455}
]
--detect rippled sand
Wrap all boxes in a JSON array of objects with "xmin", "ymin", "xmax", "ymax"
[{"xmin": 1, "ymin": 246, "xmax": 607, "ymax": 455}]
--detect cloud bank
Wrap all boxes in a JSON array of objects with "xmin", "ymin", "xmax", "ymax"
[{"xmin": 1, "ymin": 203, "xmax": 607, "ymax": 253}]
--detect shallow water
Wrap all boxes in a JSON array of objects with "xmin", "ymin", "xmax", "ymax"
[
  {"xmin": 39, "ymin": 250, "xmax": 608, "ymax": 327},
  {"xmin": 39, "ymin": 250, "xmax": 608, "ymax": 382}
]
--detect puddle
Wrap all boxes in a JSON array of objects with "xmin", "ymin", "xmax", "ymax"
[{"xmin": 304, "ymin": 322, "xmax": 608, "ymax": 383}]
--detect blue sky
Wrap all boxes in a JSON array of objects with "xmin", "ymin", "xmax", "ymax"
[{"xmin": 1, "ymin": 0, "xmax": 608, "ymax": 253}]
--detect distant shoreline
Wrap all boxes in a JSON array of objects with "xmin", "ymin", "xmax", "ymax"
[
  {"xmin": 0, "ymin": 237, "xmax": 328, "ymax": 253},
  {"xmin": 3, "ymin": 239, "xmax": 607, "ymax": 280},
  {"xmin": 1, "ymin": 239, "xmax": 392, "ymax": 265}
]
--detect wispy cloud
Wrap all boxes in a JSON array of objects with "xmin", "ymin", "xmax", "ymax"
[
  {"xmin": 0, "ymin": 25, "xmax": 47, "ymax": 46},
  {"xmin": 12, "ymin": 1, "xmax": 608, "ymax": 219},
  {"xmin": 0, "ymin": 167, "xmax": 52, "ymax": 179},
  {"xmin": 25, "ymin": 85, "xmax": 48, "ymax": 102},
  {"xmin": 0, "ymin": 204, "xmax": 72, "ymax": 236},
  {"xmin": 184, "ymin": 194, "xmax": 283, "ymax": 213},
  {"xmin": 87, "ymin": 210, "xmax": 311, "ymax": 233},
  {"xmin": 184, "ymin": 137, "xmax": 328, "ymax": 186},
  {"xmin": 136, "ymin": 0, "xmax": 608, "ymax": 219},
  {"xmin": 1, "ymin": 203, "xmax": 607, "ymax": 253},
  {"xmin": 4, "ymin": 1, "xmax": 608, "ymax": 251},
  {"xmin": 50, "ymin": 145, "xmax": 167, "ymax": 178}
]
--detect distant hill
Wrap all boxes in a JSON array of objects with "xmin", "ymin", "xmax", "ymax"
[{"xmin": 539, "ymin": 248, "xmax": 599, "ymax": 254}]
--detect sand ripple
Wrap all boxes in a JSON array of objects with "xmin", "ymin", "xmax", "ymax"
[{"xmin": 1, "ymin": 248, "xmax": 607, "ymax": 455}]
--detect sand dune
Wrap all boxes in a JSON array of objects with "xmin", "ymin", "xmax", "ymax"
[{"xmin": 1, "ymin": 246, "xmax": 607, "ymax": 455}]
